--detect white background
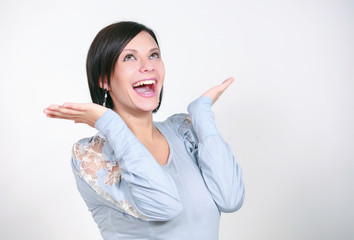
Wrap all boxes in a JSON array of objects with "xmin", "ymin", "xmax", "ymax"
[{"xmin": 0, "ymin": 0, "xmax": 353, "ymax": 239}]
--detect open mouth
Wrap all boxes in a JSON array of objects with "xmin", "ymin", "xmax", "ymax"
[{"xmin": 132, "ymin": 79, "xmax": 156, "ymax": 97}]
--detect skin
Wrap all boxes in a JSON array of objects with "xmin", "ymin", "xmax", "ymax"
[
  {"xmin": 43, "ymin": 31, "xmax": 235, "ymax": 165},
  {"xmin": 105, "ymin": 31, "xmax": 165, "ymax": 118}
]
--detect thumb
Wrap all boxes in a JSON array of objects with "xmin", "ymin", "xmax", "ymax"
[{"xmin": 219, "ymin": 77, "xmax": 235, "ymax": 92}]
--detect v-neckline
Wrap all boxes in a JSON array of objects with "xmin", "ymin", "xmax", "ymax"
[{"xmin": 154, "ymin": 122, "xmax": 173, "ymax": 167}]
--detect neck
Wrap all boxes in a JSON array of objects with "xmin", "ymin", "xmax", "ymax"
[{"xmin": 114, "ymin": 107, "xmax": 157, "ymax": 144}]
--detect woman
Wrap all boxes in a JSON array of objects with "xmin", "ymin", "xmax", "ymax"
[{"xmin": 44, "ymin": 21, "xmax": 244, "ymax": 239}]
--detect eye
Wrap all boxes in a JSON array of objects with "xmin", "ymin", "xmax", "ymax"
[
  {"xmin": 123, "ymin": 54, "xmax": 136, "ymax": 61},
  {"xmin": 149, "ymin": 52, "xmax": 160, "ymax": 59}
]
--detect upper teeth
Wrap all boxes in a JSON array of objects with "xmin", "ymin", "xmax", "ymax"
[{"xmin": 133, "ymin": 80, "xmax": 156, "ymax": 87}]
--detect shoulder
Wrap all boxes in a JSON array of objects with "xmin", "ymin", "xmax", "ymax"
[
  {"xmin": 71, "ymin": 134, "xmax": 116, "ymax": 178},
  {"xmin": 72, "ymin": 134, "xmax": 107, "ymax": 162},
  {"xmin": 71, "ymin": 135, "xmax": 124, "ymax": 210},
  {"xmin": 159, "ymin": 113, "xmax": 193, "ymax": 136},
  {"xmin": 165, "ymin": 113, "xmax": 191, "ymax": 126},
  {"xmin": 158, "ymin": 113, "xmax": 198, "ymax": 152}
]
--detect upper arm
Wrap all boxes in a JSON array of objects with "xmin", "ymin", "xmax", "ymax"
[
  {"xmin": 72, "ymin": 135, "xmax": 121, "ymax": 187},
  {"xmin": 71, "ymin": 134, "xmax": 182, "ymax": 221},
  {"xmin": 71, "ymin": 135, "xmax": 148, "ymax": 220}
]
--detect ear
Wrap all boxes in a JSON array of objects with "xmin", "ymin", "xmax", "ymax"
[{"xmin": 99, "ymin": 77, "xmax": 110, "ymax": 90}]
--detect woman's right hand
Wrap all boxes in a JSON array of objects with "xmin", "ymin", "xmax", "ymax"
[{"xmin": 43, "ymin": 103, "xmax": 108, "ymax": 128}]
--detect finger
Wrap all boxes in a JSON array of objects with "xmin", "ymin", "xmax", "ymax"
[
  {"xmin": 47, "ymin": 104, "xmax": 61, "ymax": 111},
  {"xmin": 213, "ymin": 78, "xmax": 234, "ymax": 98},
  {"xmin": 44, "ymin": 108, "xmax": 60, "ymax": 115},
  {"xmin": 219, "ymin": 77, "xmax": 234, "ymax": 91},
  {"xmin": 56, "ymin": 106, "xmax": 83, "ymax": 116},
  {"xmin": 46, "ymin": 104, "xmax": 84, "ymax": 116},
  {"xmin": 62, "ymin": 102, "xmax": 87, "ymax": 111},
  {"xmin": 44, "ymin": 108, "xmax": 79, "ymax": 120},
  {"xmin": 45, "ymin": 113, "xmax": 56, "ymax": 118},
  {"xmin": 45, "ymin": 112, "xmax": 75, "ymax": 120}
]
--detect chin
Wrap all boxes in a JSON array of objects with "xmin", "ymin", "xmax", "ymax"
[{"xmin": 134, "ymin": 100, "xmax": 159, "ymax": 113}]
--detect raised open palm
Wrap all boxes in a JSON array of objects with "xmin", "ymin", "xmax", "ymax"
[
  {"xmin": 43, "ymin": 102, "xmax": 107, "ymax": 128},
  {"xmin": 202, "ymin": 77, "xmax": 234, "ymax": 104}
]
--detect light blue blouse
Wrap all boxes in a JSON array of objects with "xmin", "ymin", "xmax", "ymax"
[{"xmin": 71, "ymin": 96, "xmax": 245, "ymax": 240}]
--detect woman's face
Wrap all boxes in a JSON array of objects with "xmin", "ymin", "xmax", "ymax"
[{"xmin": 108, "ymin": 31, "xmax": 165, "ymax": 115}]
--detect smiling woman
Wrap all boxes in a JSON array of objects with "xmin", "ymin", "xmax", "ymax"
[
  {"xmin": 107, "ymin": 31, "xmax": 165, "ymax": 115},
  {"xmin": 43, "ymin": 21, "xmax": 244, "ymax": 239},
  {"xmin": 86, "ymin": 22, "xmax": 164, "ymax": 114}
]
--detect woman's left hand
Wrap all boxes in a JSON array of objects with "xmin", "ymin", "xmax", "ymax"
[{"xmin": 201, "ymin": 77, "xmax": 234, "ymax": 104}]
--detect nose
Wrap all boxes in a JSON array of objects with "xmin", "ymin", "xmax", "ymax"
[{"xmin": 139, "ymin": 59, "xmax": 154, "ymax": 73}]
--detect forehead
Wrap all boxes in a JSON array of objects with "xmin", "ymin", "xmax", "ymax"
[{"xmin": 123, "ymin": 31, "xmax": 158, "ymax": 50}]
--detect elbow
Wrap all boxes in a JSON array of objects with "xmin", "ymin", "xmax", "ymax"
[
  {"xmin": 220, "ymin": 162, "xmax": 245, "ymax": 212},
  {"xmin": 218, "ymin": 185, "xmax": 245, "ymax": 213},
  {"xmin": 147, "ymin": 199, "xmax": 183, "ymax": 221},
  {"xmin": 136, "ymin": 195, "xmax": 183, "ymax": 221},
  {"xmin": 158, "ymin": 199, "xmax": 183, "ymax": 221}
]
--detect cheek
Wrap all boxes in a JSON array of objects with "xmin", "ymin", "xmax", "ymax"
[
  {"xmin": 109, "ymin": 75, "xmax": 130, "ymax": 98},
  {"xmin": 117, "ymin": 64, "xmax": 136, "ymax": 78},
  {"xmin": 156, "ymin": 61, "xmax": 165, "ymax": 78},
  {"xmin": 112, "ymin": 65, "xmax": 135, "ymax": 87}
]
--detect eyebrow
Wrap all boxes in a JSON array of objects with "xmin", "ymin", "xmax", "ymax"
[{"xmin": 122, "ymin": 47, "xmax": 160, "ymax": 53}]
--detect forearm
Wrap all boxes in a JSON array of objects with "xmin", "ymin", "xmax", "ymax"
[{"xmin": 188, "ymin": 97, "xmax": 245, "ymax": 212}]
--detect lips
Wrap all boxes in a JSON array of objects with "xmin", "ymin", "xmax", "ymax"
[{"xmin": 132, "ymin": 79, "xmax": 157, "ymax": 97}]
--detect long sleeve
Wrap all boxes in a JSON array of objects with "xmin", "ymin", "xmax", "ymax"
[
  {"xmin": 187, "ymin": 96, "xmax": 245, "ymax": 212},
  {"xmin": 72, "ymin": 109, "xmax": 182, "ymax": 221}
]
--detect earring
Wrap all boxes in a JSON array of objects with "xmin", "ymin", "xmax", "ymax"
[
  {"xmin": 153, "ymin": 100, "xmax": 161, "ymax": 112},
  {"xmin": 103, "ymin": 89, "xmax": 107, "ymax": 107}
]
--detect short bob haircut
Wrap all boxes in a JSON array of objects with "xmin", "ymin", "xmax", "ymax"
[{"xmin": 86, "ymin": 21, "xmax": 163, "ymax": 113}]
